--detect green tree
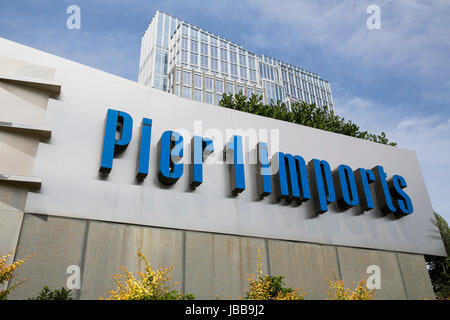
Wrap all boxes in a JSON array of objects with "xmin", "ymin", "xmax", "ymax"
[
  {"xmin": 426, "ymin": 212, "xmax": 450, "ymax": 298},
  {"xmin": 30, "ymin": 286, "xmax": 73, "ymax": 300},
  {"xmin": 245, "ymin": 249, "xmax": 306, "ymax": 300},
  {"xmin": 219, "ymin": 92, "xmax": 396, "ymax": 146}
]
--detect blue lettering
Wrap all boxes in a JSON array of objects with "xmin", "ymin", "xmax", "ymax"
[
  {"xmin": 136, "ymin": 118, "xmax": 152, "ymax": 179},
  {"xmin": 227, "ymin": 135, "xmax": 245, "ymax": 194},
  {"xmin": 99, "ymin": 109, "xmax": 133, "ymax": 174},
  {"xmin": 257, "ymin": 142, "xmax": 272, "ymax": 197},
  {"xmin": 389, "ymin": 175, "xmax": 413, "ymax": 215},
  {"xmin": 192, "ymin": 136, "xmax": 214, "ymax": 186},
  {"xmin": 354, "ymin": 168, "xmax": 376, "ymax": 211},
  {"xmin": 335, "ymin": 164, "xmax": 359, "ymax": 208},
  {"xmin": 159, "ymin": 130, "xmax": 184, "ymax": 185},
  {"xmin": 373, "ymin": 165, "xmax": 396, "ymax": 214},
  {"xmin": 276, "ymin": 152, "xmax": 310, "ymax": 202},
  {"xmin": 309, "ymin": 159, "xmax": 335, "ymax": 214}
]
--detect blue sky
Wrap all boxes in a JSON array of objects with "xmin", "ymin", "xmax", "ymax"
[{"xmin": 1, "ymin": 0, "xmax": 449, "ymax": 221}]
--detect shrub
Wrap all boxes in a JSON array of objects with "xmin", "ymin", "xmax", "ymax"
[
  {"xmin": 103, "ymin": 252, "xmax": 194, "ymax": 300},
  {"xmin": 426, "ymin": 212, "xmax": 450, "ymax": 299},
  {"xmin": 30, "ymin": 286, "xmax": 72, "ymax": 300},
  {"xmin": 246, "ymin": 249, "xmax": 306, "ymax": 300},
  {"xmin": 219, "ymin": 92, "xmax": 396, "ymax": 146},
  {"xmin": 325, "ymin": 274, "xmax": 375, "ymax": 300},
  {"xmin": 0, "ymin": 251, "xmax": 32, "ymax": 300}
]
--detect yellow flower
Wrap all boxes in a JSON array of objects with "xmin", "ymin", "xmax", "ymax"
[
  {"xmin": 324, "ymin": 274, "xmax": 376, "ymax": 300},
  {"xmin": 103, "ymin": 252, "xmax": 193, "ymax": 300},
  {"xmin": 0, "ymin": 251, "xmax": 33, "ymax": 300}
]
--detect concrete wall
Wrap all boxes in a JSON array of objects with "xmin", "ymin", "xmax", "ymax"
[
  {"xmin": 80, "ymin": 221, "xmax": 184, "ymax": 299},
  {"xmin": 6, "ymin": 213, "xmax": 435, "ymax": 300},
  {"xmin": 184, "ymin": 231, "xmax": 267, "ymax": 299},
  {"xmin": 0, "ymin": 57, "xmax": 55, "ymax": 294},
  {"xmin": 268, "ymin": 240, "xmax": 340, "ymax": 299},
  {"xmin": 8, "ymin": 214, "xmax": 86, "ymax": 300}
]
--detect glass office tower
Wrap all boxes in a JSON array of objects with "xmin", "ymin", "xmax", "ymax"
[{"xmin": 138, "ymin": 11, "xmax": 334, "ymax": 110}]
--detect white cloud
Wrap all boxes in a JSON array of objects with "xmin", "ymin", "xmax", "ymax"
[
  {"xmin": 397, "ymin": 119, "xmax": 418, "ymax": 129},
  {"xmin": 0, "ymin": 9, "xmax": 140, "ymax": 81},
  {"xmin": 185, "ymin": 0, "xmax": 450, "ymax": 123},
  {"xmin": 235, "ymin": 0, "xmax": 450, "ymax": 93},
  {"xmin": 393, "ymin": 116, "xmax": 450, "ymax": 218}
]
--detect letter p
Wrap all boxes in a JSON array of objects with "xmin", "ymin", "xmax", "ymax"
[{"xmin": 99, "ymin": 109, "xmax": 133, "ymax": 174}]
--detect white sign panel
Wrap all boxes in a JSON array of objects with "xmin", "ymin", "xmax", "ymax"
[{"xmin": 3, "ymin": 38, "xmax": 442, "ymax": 256}]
